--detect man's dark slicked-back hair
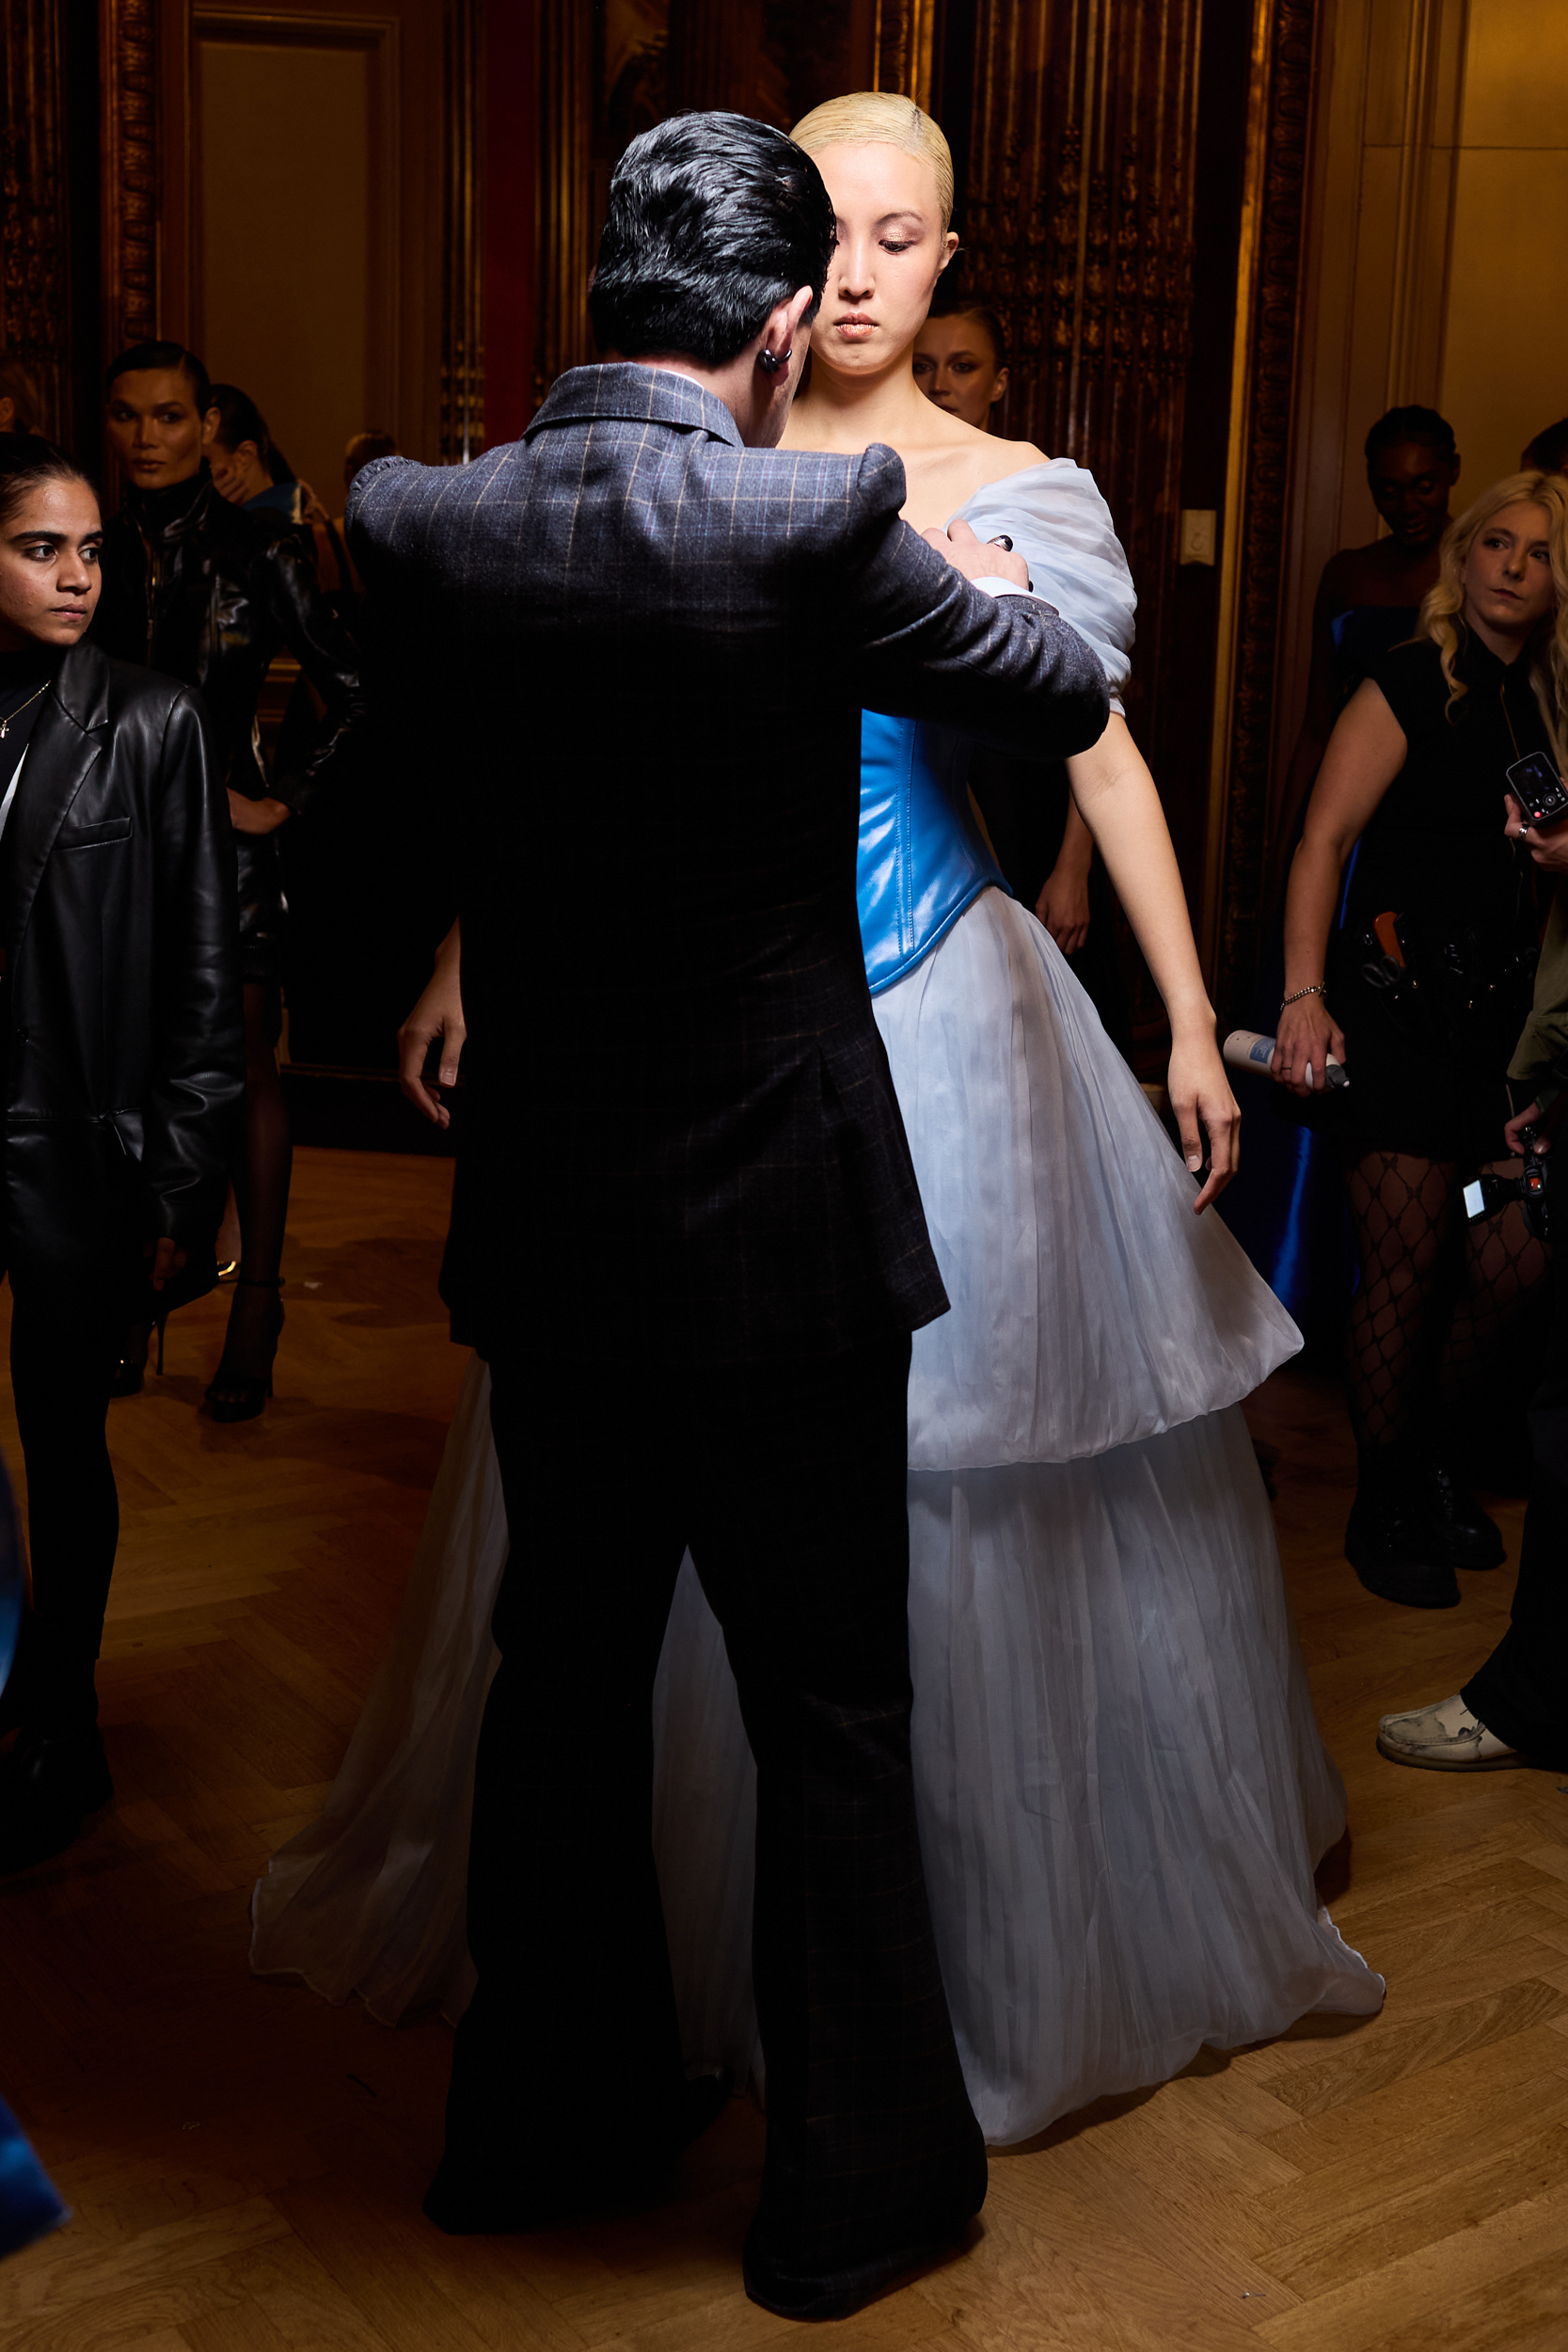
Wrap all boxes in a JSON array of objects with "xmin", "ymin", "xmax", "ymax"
[
  {"xmin": 589, "ymin": 111, "xmax": 837, "ymax": 369},
  {"xmin": 105, "ymin": 340, "xmax": 211, "ymax": 411}
]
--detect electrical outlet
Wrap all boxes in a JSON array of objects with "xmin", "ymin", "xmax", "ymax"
[{"xmin": 1179, "ymin": 509, "xmax": 1217, "ymax": 565}]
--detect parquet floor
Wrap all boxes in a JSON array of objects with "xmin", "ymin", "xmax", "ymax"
[{"xmin": 2, "ymin": 1145, "xmax": 1567, "ymax": 2349}]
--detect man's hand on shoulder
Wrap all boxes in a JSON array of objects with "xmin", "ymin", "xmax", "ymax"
[{"xmin": 922, "ymin": 516, "xmax": 1029, "ymax": 592}]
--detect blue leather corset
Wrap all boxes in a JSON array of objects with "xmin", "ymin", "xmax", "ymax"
[{"xmin": 857, "ymin": 709, "xmax": 1009, "ymax": 996}]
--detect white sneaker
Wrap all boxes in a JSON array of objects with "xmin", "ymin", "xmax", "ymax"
[{"xmin": 1376, "ymin": 1692, "xmax": 1522, "ymax": 1772}]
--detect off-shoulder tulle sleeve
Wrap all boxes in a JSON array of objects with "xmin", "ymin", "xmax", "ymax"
[{"xmin": 954, "ymin": 460, "xmax": 1136, "ymax": 716}]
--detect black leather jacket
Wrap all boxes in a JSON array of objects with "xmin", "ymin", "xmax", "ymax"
[
  {"xmin": 94, "ymin": 468, "xmax": 363, "ymax": 809},
  {"xmin": 0, "ymin": 644, "xmax": 245, "ymax": 1316}
]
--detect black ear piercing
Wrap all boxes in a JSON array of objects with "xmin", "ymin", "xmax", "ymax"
[{"xmin": 757, "ymin": 346, "xmax": 792, "ymax": 374}]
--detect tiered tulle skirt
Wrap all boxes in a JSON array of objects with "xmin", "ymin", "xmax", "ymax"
[{"xmin": 252, "ymin": 886, "xmax": 1381, "ymax": 2138}]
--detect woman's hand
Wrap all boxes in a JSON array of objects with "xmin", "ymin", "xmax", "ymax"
[
  {"xmin": 398, "ymin": 923, "xmax": 465, "ymax": 1127},
  {"xmin": 1167, "ymin": 1029, "xmax": 1239, "ymax": 1212},
  {"xmin": 228, "ymin": 788, "xmax": 291, "ymax": 836},
  {"xmin": 1035, "ymin": 863, "xmax": 1090, "ymax": 955},
  {"xmin": 1272, "ymin": 994, "xmax": 1345, "ymax": 1095},
  {"xmin": 1505, "ymin": 791, "xmax": 1568, "ymax": 870}
]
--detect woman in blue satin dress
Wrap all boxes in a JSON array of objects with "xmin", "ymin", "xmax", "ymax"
[{"xmin": 253, "ymin": 95, "xmax": 1382, "ymax": 2141}]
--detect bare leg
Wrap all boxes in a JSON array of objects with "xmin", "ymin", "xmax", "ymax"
[{"xmin": 208, "ymin": 982, "xmax": 290, "ymax": 1406}]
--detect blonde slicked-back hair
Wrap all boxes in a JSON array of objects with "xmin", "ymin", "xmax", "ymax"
[
  {"xmin": 791, "ymin": 91, "xmax": 955, "ymax": 229},
  {"xmin": 1418, "ymin": 469, "xmax": 1568, "ymax": 762}
]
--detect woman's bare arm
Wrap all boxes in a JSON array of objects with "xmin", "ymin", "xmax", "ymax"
[
  {"xmin": 1273, "ymin": 679, "xmax": 1408, "ymax": 1093},
  {"xmin": 1036, "ymin": 797, "xmax": 1094, "ymax": 955},
  {"xmin": 398, "ymin": 920, "xmax": 465, "ymax": 1126},
  {"xmin": 1066, "ymin": 715, "xmax": 1234, "ymax": 1209}
]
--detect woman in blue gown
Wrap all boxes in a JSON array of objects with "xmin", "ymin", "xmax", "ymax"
[{"xmin": 253, "ymin": 94, "xmax": 1382, "ymax": 2143}]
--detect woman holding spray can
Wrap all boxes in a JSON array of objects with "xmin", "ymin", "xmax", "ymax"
[{"xmin": 1275, "ymin": 472, "xmax": 1568, "ymax": 1608}]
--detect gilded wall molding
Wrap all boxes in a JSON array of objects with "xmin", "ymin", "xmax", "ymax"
[
  {"xmin": 101, "ymin": 0, "xmax": 160, "ymax": 366},
  {"xmin": 535, "ymin": 0, "xmax": 594, "ymax": 396},
  {"xmin": 958, "ymin": 0, "xmax": 1203, "ymax": 751},
  {"xmin": 1208, "ymin": 0, "xmax": 1319, "ymax": 1016},
  {"xmin": 442, "ymin": 0, "xmax": 483, "ymax": 459},
  {"xmin": 873, "ymin": 0, "xmax": 933, "ymax": 109},
  {"xmin": 1, "ymin": 0, "xmax": 70, "ymax": 436}
]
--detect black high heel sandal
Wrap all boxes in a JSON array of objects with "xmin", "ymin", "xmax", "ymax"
[
  {"xmin": 109, "ymin": 1320, "xmax": 153, "ymax": 1398},
  {"xmin": 204, "ymin": 1277, "xmax": 285, "ymax": 1424},
  {"xmin": 110, "ymin": 1250, "xmax": 222, "ymax": 1399}
]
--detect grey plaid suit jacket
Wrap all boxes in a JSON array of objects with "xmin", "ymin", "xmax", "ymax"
[{"xmin": 349, "ymin": 364, "xmax": 1108, "ymax": 1364}]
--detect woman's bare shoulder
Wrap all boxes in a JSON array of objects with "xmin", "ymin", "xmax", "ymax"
[{"xmin": 971, "ymin": 437, "xmax": 1053, "ymax": 484}]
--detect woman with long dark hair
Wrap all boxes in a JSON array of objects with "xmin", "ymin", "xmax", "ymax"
[
  {"xmin": 1275, "ymin": 472, "xmax": 1568, "ymax": 1605},
  {"xmin": 96, "ymin": 341, "xmax": 362, "ymax": 1420}
]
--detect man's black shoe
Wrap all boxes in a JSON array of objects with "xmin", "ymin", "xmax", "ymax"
[
  {"xmin": 0, "ymin": 1724, "xmax": 113, "ymax": 1872},
  {"xmin": 743, "ymin": 2213, "xmax": 978, "ymax": 2323},
  {"xmin": 422, "ymin": 2067, "xmax": 735, "ymax": 2235},
  {"xmin": 1423, "ymin": 1455, "xmax": 1506, "ymax": 1570}
]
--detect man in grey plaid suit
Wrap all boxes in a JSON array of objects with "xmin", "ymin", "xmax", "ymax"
[{"xmin": 352, "ymin": 114, "xmax": 1108, "ymax": 2321}]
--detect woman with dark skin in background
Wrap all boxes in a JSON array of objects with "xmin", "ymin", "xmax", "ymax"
[{"xmin": 1271, "ymin": 406, "xmax": 1461, "ymax": 901}]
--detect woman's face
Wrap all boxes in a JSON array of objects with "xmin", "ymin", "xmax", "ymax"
[
  {"xmin": 209, "ymin": 437, "xmax": 271, "ymax": 505},
  {"xmin": 807, "ymin": 142, "xmax": 958, "ymax": 380},
  {"xmin": 1368, "ymin": 437, "xmax": 1459, "ymax": 549},
  {"xmin": 1462, "ymin": 500, "xmax": 1556, "ymax": 644},
  {"xmin": 105, "ymin": 367, "xmax": 214, "ymax": 490},
  {"xmin": 912, "ymin": 311, "xmax": 1007, "ymax": 430},
  {"xmin": 0, "ymin": 478, "xmax": 103, "ymax": 655}
]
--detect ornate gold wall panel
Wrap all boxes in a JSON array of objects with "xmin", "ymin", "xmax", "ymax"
[
  {"xmin": 443, "ymin": 0, "xmax": 483, "ymax": 459},
  {"xmin": 1206, "ymin": 0, "xmax": 1318, "ymax": 1015},
  {"xmin": 535, "ymin": 0, "xmax": 594, "ymax": 397},
  {"xmin": 1, "ymin": 0, "xmax": 71, "ymax": 436},
  {"xmin": 873, "ymin": 0, "xmax": 934, "ymax": 108},
  {"xmin": 101, "ymin": 0, "xmax": 160, "ymax": 368},
  {"xmin": 958, "ymin": 0, "xmax": 1205, "ymax": 750}
]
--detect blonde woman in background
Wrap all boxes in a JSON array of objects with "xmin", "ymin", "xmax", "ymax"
[{"xmin": 1275, "ymin": 474, "xmax": 1568, "ymax": 1611}]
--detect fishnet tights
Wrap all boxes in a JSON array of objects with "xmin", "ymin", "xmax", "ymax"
[{"xmin": 1343, "ymin": 1149, "xmax": 1549, "ymax": 1455}]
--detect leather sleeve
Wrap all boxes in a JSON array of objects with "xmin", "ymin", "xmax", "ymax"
[
  {"xmin": 257, "ymin": 532, "xmax": 367, "ymax": 813},
  {"xmin": 843, "ymin": 445, "xmax": 1110, "ymax": 761},
  {"xmin": 142, "ymin": 691, "xmax": 246, "ymax": 1242}
]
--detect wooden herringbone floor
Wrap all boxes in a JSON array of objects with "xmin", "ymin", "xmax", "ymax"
[{"xmin": 1, "ymin": 1145, "xmax": 1566, "ymax": 2349}]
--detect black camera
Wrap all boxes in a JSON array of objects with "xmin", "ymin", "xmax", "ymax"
[
  {"xmin": 1507, "ymin": 750, "xmax": 1568, "ymax": 829},
  {"xmin": 1464, "ymin": 1135, "xmax": 1550, "ymax": 1242}
]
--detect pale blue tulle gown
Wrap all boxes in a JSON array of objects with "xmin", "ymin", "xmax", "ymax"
[{"xmin": 252, "ymin": 461, "xmax": 1382, "ymax": 2142}]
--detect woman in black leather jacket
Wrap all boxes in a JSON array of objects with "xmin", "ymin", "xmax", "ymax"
[
  {"xmin": 95, "ymin": 340, "xmax": 364, "ymax": 1418},
  {"xmin": 0, "ymin": 434, "xmax": 244, "ymax": 1869}
]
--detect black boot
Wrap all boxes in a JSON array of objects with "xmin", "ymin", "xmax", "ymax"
[
  {"xmin": 1345, "ymin": 1446, "xmax": 1461, "ymax": 1608},
  {"xmin": 0, "ymin": 1723, "xmax": 114, "ymax": 1872},
  {"xmin": 1423, "ymin": 1452, "xmax": 1506, "ymax": 1570}
]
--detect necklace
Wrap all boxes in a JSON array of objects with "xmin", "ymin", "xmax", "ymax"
[{"xmin": 0, "ymin": 682, "xmax": 48, "ymax": 739}]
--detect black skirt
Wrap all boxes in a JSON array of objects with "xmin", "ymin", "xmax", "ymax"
[
  {"xmin": 1291, "ymin": 923, "xmax": 1531, "ymax": 1166},
  {"xmin": 235, "ymin": 833, "xmax": 287, "ymax": 990}
]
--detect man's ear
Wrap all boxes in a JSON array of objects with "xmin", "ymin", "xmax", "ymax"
[{"xmin": 784, "ymin": 283, "xmax": 815, "ymax": 344}]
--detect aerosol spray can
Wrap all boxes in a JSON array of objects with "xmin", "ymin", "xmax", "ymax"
[{"xmin": 1222, "ymin": 1028, "xmax": 1348, "ymax": 1090}]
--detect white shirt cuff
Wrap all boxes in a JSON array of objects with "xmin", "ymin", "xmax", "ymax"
[{"xmin": 970, "ymin": 575, "xmax": 1035, "ymax": 597}]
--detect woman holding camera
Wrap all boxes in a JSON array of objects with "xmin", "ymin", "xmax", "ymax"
[{"xmin": 1275, "ymin": 471, "xmax": 1568, "ymax": 1608}]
